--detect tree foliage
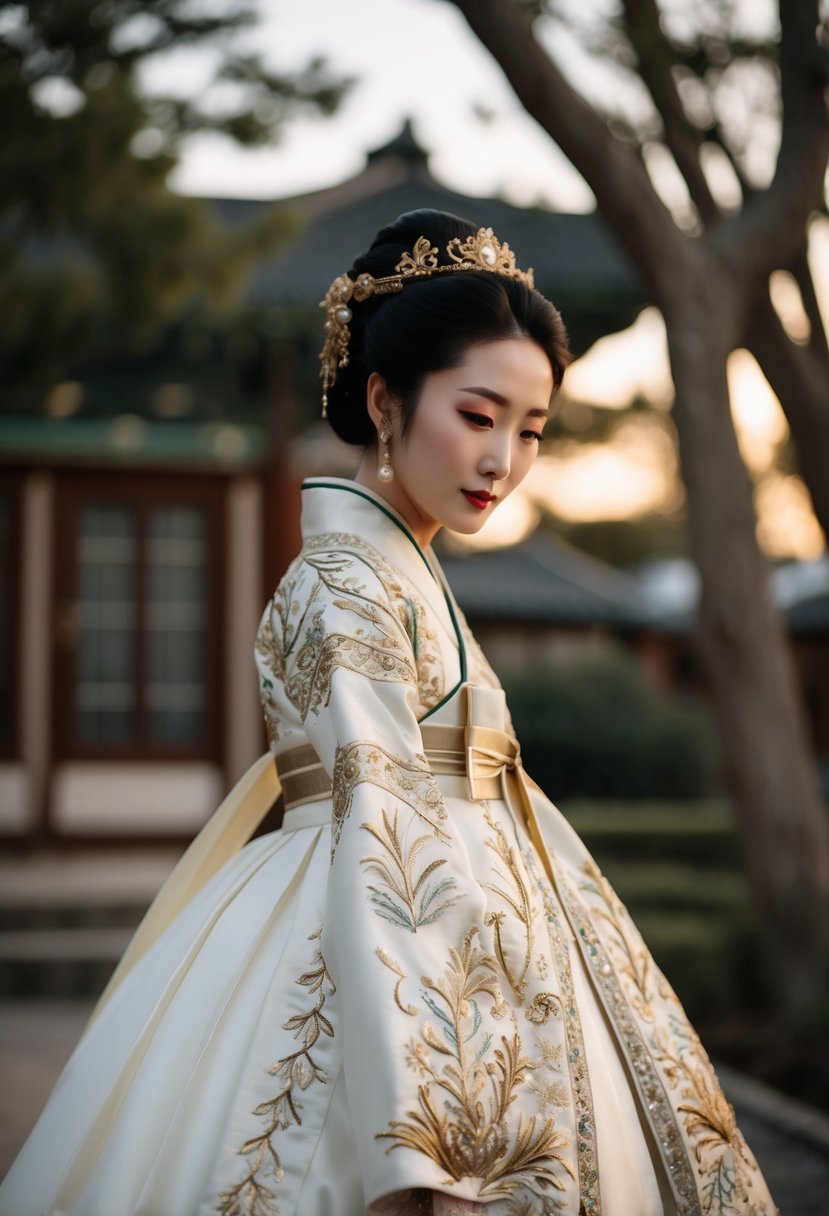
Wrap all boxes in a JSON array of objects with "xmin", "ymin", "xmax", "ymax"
[{"xmin": 0, "ymin": 0, "xmax": 353, "ymax": 396}]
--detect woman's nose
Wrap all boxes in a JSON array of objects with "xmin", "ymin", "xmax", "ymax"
[{"xmin": 480, "ymin": 434, "xmax": 511, "ymax": 481}]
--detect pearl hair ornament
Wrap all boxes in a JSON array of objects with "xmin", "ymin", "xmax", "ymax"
[{"xmin": 319, "ymin": 227, "xmax": 535, "ymax": 417}]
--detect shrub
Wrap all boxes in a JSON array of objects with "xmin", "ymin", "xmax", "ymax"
[{"xmin": 503, "ymin": 649, "xmax": 718, "ymax": 800}]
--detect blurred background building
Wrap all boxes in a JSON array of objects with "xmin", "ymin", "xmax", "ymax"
[{"xmin": 0, "ymin": 120, "xmax": 663, "ymax": 842}]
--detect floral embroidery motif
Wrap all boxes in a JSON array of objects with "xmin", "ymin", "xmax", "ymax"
[
  {"xmin": 651, "ymin": 1016, "xmax": 768, "ymax": 1216},
  {"xmin": 482, "ymin": 806, "xmax": 536, "ymax": 1001},
  {"xmin": 502, "ymin": 1196, "xmax": 566, "ymax": 1216},
  {"xmin": 287, "ymin": 571, "xmax": 417, "ymax": 722},
  {"xmin": 360, "ymin": 807, "xmax": 462, "ymax": 931},
  {"xmin": 535, "ymin": 1035, "xmax": 565, "ymax": 1071},
  {"xmin": 529, "ymin": 1077, "xmax": 571, "ymax": 1115},
  {"xmin": 217, "ymin": 931, "xmax": 335, "ymax": 1216},
  {"xmin": 556, "ymin": 862, "xmax": 699, "ymax": 1213},
  {"xmin": 292, "ymin": 536, "xmax": 446, "ymax": 717},
  {"xmin": 254, "ymin": 606, "xmax": 286, "ymax": 747},
  {"xmin": 522, "ymin": 847, "xmax": 601, "ymax": 1215},
  {"xmin": 525, "ymin": 992, "xmax": 561, "ymax": 1025},
  {"xmin": 376, "ymin": 947, "xmax": 418, "ymax": 1016},
  {"xmin": 332, "ymin": 740, "xmax": 448, "ymax": 857},
  {"xmin": 377, "ymin": 928, "xmax": 574, "ymax": 1200},
  {"xmin": 579, "ymin": 857, "xmax": 654, "ymax": 1021}
]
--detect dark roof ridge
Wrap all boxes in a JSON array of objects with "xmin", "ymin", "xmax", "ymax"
[{"xmin": 519, "ymin": 529, "xmax": 640, "ymax": 606}]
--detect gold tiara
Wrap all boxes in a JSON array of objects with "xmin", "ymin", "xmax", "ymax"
[{"xmin": 319, "ymin": 227, "xmax": 535, "ymax": 416}]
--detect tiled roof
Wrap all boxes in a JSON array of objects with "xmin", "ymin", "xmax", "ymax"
[
  {"xmin": 440, "ymin": 530, "xmax": 644, "ymax": 626},
  {"xmin": 444, "ymin": 542, "xmax": 829, "ymax": 634},
  {"xmin": 206, "ymin": 123, "xmax": 642, "ymax": 312}
]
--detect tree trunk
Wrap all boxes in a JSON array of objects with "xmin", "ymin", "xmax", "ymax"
[
  {"xmin": 663, "ymin": 253, "xmax": 829, "ymax": 1018},
  {"xmin": 448, "ymin": 0, "xmax": 829, "ymax": 1021}
]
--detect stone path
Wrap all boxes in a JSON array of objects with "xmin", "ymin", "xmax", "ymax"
[{"xmin": 1, "ymin": 1000, "xmax": 827, "ymax": 1212}]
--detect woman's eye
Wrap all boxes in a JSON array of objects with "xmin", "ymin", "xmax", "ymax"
[
  {"xmin": 460, "ymin": 411, "xmax": 493, "ymax": 428},
  {"xmin": 522, "ymin": 431, "xmax": 544, "ymax": 443}
]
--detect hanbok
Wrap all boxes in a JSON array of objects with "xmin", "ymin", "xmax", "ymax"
[{"xmin": 0, "ymin": 478, "xmax": 777, "ymax": 1216}]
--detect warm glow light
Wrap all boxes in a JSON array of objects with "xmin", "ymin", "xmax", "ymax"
[
  {"xmin": 768, "ymin": 270, "xmax": 811, "ymax": 343},
  {"xmin": 727, "ymin": 349, "xmax": 789, "ymax": 473},
  {"xmin": 807, "ymin": 214, "xmax": 829, "ymax": 335},
  {"xmin": 563, "ymin": 307, "xmax": 672, "ymax": 409},
  {"xmin": 755, "ymin": 474, "xmax": 825, "ymax": 560},
  {"xmin": 525, "ymin": 423, "xmax": 679, "ymax": 523}
]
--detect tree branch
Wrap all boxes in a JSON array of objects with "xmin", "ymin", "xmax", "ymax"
[
  {"xmin": 714, "ymin": 0, "xmax": 829, "ymax": 280},
  {"xmin": 445, "ymin": 0, "xmax": 683, "ymax": 302},
  {"xmin": 620, "ymin": 0, "xmax": 723, "ymax": 226}
]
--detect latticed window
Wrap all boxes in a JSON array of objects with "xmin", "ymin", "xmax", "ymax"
[{"xmin": 55, "ymin": 478, "xmax": 223, "ymax": 759}]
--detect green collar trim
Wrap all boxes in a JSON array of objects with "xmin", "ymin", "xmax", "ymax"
[{"xmin": 301, "ymin": 479, "xmax": 435, "ymax": 578}]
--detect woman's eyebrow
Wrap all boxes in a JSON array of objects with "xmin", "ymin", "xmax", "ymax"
[{"xmin": 459, "ymin": 386, "xmax": 549, "ymax": 419}]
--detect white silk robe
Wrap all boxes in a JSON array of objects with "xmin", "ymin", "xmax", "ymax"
[{"xmin": 0, "ymin": 478, "xmax": 778, "ymax": 1216}]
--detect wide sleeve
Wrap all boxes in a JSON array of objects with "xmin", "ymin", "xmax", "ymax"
[{"xmin": 275, "ymin": 551, "xmax": 503, "ymax": 1211}]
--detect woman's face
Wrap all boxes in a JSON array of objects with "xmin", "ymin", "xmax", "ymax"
[{"xmin": 360, "ymin": 338, "xmax": 554, "ymax": 546}]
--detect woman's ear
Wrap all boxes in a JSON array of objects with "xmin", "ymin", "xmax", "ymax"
[{"xmin": 365, "ymin": 372, "xmax": 396, "ymax": 435}]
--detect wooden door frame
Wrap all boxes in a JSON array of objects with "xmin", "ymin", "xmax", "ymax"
[{"xmin": 50, "ymin": 470, "xmax": 228, "ymax": 771}]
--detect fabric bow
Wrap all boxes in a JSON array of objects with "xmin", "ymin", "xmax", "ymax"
[
  {"xmin": 465, "ymin": 723, "xmax": 556, "ymax": 888},
  {"xmin": 464, "ymin": 724, "xmax": 521, "ymax": 802}
]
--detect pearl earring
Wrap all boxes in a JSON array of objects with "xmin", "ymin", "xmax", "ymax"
[{"xmin": 378, "ymin": 418, "xmax": 394, "ymax": 483}]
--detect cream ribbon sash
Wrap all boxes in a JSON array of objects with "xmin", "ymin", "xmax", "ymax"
[{"xmin": 85, "ymin": 751, "xmax": 281, "ymax": 1028}]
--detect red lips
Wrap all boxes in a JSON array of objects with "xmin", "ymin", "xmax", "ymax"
[{"xmin": 462, "ymin": 489, "xmax": 496, "ymax": 510}]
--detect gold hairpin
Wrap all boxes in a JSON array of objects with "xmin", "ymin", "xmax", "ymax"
[{"xmin": 319, "ymin": 227, "xmax": 535, "ymax": 417}]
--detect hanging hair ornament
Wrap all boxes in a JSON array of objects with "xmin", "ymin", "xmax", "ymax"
[
  {"xmin": 377, "ymin": 417, "xmax": 394, "ymax": 483},
  {"xmin": 319, "ymin": 227, "xmax": 535, "ymax": 417}
]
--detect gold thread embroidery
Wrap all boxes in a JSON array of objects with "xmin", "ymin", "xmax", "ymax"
[
  {"xmin": 377, "ymin": 928, "xmax": 574, "ymax": 1199},
  {"xmin": 535, "ymin": 1035, "xmax": 565, "ymax": 1071},
  {"xmin": 650, "ymin": 1018, "xmax": 770, "ymax": 1215},
  {"xmin": 288, "ymin": 606, "xmax": 417, "ymax": 721},
  {"xmin": 579, "ymin": 858, "xmax": 654, "ymax": 1020},
  {"xmin": 525, "ymin": 992, "xmax": 561, "ymax": 1025},
  {"xmin": 298, "ymin": 537, "xmax": 445, "ymax": 716},
  {"xmin": 256, "ymin": 533, "xmax": 449, "ymax": 751},
  {"xmin": 218, "ymin": 931, "xmax": 336, "ymax": 1216},
  {"xmin": 522, "ymin": 847, "xmax": 601, "ymax": 1215},
  {"xmin": 556, "ymin": 863, "xmax": 700, "ymax": 1214},
  {"xmin": 360, "ymin": 807, "xmax": 462, "ymax": 931},
  {"xmin": 254, "ymin": 604, "xmax": 287, "ymax": 747},
  {"xmin": 529, "ymin": 1077, "xmax": 571, "ymax": 1114},
  {"xmin": 482, "ymin": 805, "xmax": 535, "ymax": 1001},
  {"xmin": 282, "ymin": 547, "xmax": 417, "ymax": 719},
  {"xmin": 376, "ymin": 946, "xmax": 418, "ymax": 1016},
  {"xmin": 332, "ymin": 740, "xmax": 448, "ymax": 858},
  {"xmin": 570, "ymin": 857, "xmax": 773, "ymax": 1211}
]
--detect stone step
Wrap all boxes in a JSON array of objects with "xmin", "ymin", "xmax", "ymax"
[
  {"xmin": 0, "ymin": 927, "xmax": 136, "ymax": 997},
  {"xmin": 0, "ymin": 850, "xmax": 176, "ymax": 996}
]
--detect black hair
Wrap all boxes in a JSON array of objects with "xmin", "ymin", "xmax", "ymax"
[{"xmin": 324, "ymin": 208, "xmax": 570, "ymax": 446}]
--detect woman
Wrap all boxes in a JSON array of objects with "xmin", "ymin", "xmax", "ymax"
[{"xmin": 0, "ymin": 210, "xmax": 777, "ymax": 1216}]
